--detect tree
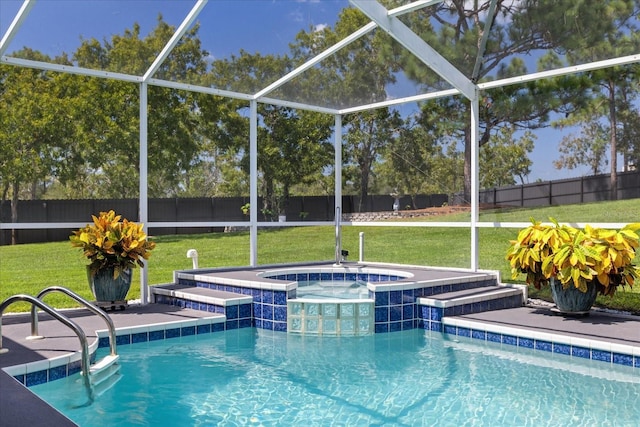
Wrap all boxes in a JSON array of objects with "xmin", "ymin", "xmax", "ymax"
[
  {"xmin": 553, "ymin": 118, "xmax": 609, "ymax": 175},
  {"xmin": 394, "ymin": 0, "xmax": 627, "ymax": 203},
  {"xmin": 480, "ymin": 127, "xmax": 535, "ymax": 188},
  {"xmin": 0, "ymin": 49, "xmax": 78, "ymax": 243}
]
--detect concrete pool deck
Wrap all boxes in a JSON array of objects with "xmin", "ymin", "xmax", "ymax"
[{"xmin": 1, "ymin": 301, "xmax": 639, "ymax": 426}]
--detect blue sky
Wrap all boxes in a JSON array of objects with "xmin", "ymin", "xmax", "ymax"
[{"xmin": 1, "ymin": 0, "xmax": 591, "ymax": 182}]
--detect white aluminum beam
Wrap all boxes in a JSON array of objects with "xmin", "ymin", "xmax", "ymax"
[
  {"xmin": 148, "ymin": 78, "xmax": 254, "ymax": 101},
  {"xmin": 351, "ymin": 0, "xmax": 476, "ymax": 100},
  {"xmin": 258, "ymin": 96, "xmax": 339, "ymax": 115},
  {"xmin": 388, "ymin": 0, "xmax": 443, "ymax": 17},
  {"xmin": 1, "ymin": 56, "xmax": 142, "ymax": 82},
  {"xmin": 0, "ymin": 0, "xmax": 35, "ymax": 57},
  {"xmin": 143, "ymin": 0, "xmax": 208, "ymax": 81},
  {"xmin": 478, "ymin": 53, "xmax": 640, "ymax": 91},
  {"xmin": 254, "ymin": 21, "xmax": 377, "ymax": 99},
  {"xmin": 249, "ymin": 100, "xmax": 258, "ymax": 266},
  {"xmin": 139, "ymin": 82, "xmax": 150, "ymax": 303},
  {"xmin": 471, "ymin": 0, "xmax": 498, "ymax": 82},
  {"xmin": 339, "ymin": 88, "xmax": 460, "ymax": 114}
]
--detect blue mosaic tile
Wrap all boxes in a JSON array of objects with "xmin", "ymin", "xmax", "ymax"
[
  {"xmin": 262, "ymin": 320, "xmax": 274, "ymax": 330},
  {"xmin": 252, "ymin": 289, "xmax": 262, "ymax": 303},
  {"xmin": 226, "ymin": 305, "xmax": 239, "ymax": 320},
  {"xmin": 239, "ymin": 318, "xmax": 253, "ymax": 329},
  {"xmin": 375, "ymin": 323, "xmax": 389, "ymax": 333},
  {"xmin": 333, "ymin": 272, "xmax": 345, "ymax": 281},
  {"xmin": 274, "ymin": 291, "xmax": 287, "ymax": 305},
  {"xmin": 592, "ymin": 349, "xmax": 611, "ymax": 363},
  {"xmin": 444, "ymin": 325, "xmax": 457, "ymax": 335},
  {"xmin": 357, "ymin": 273, "xmax": 368, "ymax": 282},
  {"xmin": 132, "ymin": 332, "xmax": 148, "ymax": 344},
  {"xmin": 273, "ymin": 322, "xmax": 287, "ymax": 332},
  {"xmin": 429, "ymin": 321, "xmax": 442, "ymax": 332},
  {"xmin": 165, "ymin": 328, "xmax": 181, "ymax": 339},
  {"xmin": 263, "ymin": 304, "xmax": 274, "ymax": 320},
  {"xmin": 98, "ymin": 336, "xmax": 110, "ymax": 348},
  {"xmin": 375, "ymin": 307, "xmax": 389, "ymax": 322},
  {"xmin": 390, "ymin": 305, "xmax": 402, "ymax": 322},
  {"xmin": 116, "ymin": 334, "xmax": 131, "ymax": 346},
  {"xmin": 422, "ymin": 287, "xmax": 433, "ymax": 297},
  {"xmin": 613, "ymin": 353, "xmax": 633, "ymax": 366},
  {"xmin": 430, "ymin": 307, "xmax": 443, "ymax": 322},
  {"xmin": 346, "ymin": 273, "xmax": 356, "ymax": 281},
  {"xmin": 149, "ymin": 330, "xmax": 165, "ymax": 341},
  {"xmin": 432, "ymin": 286, "xmax": 443, "ymax": 295},
  {"xmin": 207, "ymin": 304, "xmax": 217, "ymax": 313},
  {"xmin": 212, "ymin": 323, "xmax": 225, "ymax": 333},
  {"xmin": 518, "ymin": 337, "xmax": 534, "ymax": 349},
  {"xmin": 321, "ymin": 273, "xmax": 332, "ymax": 281},
  {"xmin": 419, "ymin": 305, "xmax": 429, "ymax": 319},
  {"xmin": 253, "ymin": 303, "xmax": 263, "ymax": 318},
  {"xmin": 553, "ymin": 343, "xmax": 571, "ymax": 355},
  {"xmin": 457, "ymin": 327, "xmax": 471, "ymax": 338},
  {"xmin": 274, "ymin": 306, "xmax": 287, "ymax": 322},
  {"xmin": 402, "ymin": 320, "xmax": 413, "ymax": 330},
  {"xmin": 402, "ymin": 304, "xmax": 414, "ymax": 320},
  {"xmin": 49, "ymin": 365, "xmax": 67, "ymax": 381},
  {"xmin": 389, "ymin": 322, "xmax": 402, "ymax": 332},
  {"xmin": 635, "ymin": 356, "xmax": 640, "ymax": 368},
  {"xmin": 197, "ymin": 324, "xmax": 211, "ymax": 335},
  {"xmin": 502, "ymin": 335, "xmax": 517, "ymax": 346},
  {"xmin": 389, "ymin": 290, "xmax": 402, "ymax": 305},
  {"xmin": 241, "ymin": 287, "xmax": 252, "ymax": 295},
  {"xmin": 254, "ymin": 319, "xmax": 263, "ymax": 329},
  {"xmin": 309, "ymin": 273, "xmax": 320, "ymax": 281},
  {"xmin": 239, "ymin": 303, "xmax": 252, "ymax": 318},
  {"xmin": 375, "ymin": 291, "xmax": 389, "ymax": 305},
  {"xmin": 286, "ymin": 274, "xmax": 296, "ymax": 281},
  {"xmin": 181, "ymin": 326, "xmax": 196, "ymax": 336},
  {"xmin": 472, "ymin": 330, "xmax": 486, "ymax": 340},
  {"xmin": 13, "ymin": 374, "xmax": 25, "ymax": 385},
  {"xmin": 262, "ymin": 290, "xmax": 274, "ymax": 304},
  {"xmin": 68, "ymin": 360, "xmax": 82, "ymax": 376},
  {"xmin": 402, "ymin": 289, "xmax": 415, "ymax": 303},
  {"xmin": 226, "ymin": 320, "xmax": 239, "ymax": 330},
  {"xmin": 26, "ymin": 371, "xmax": 47, "ymax": 387},
  {"xmin": 534, "ymin": 340, "xmax": 552, "ymax": 352},
  {"xmin": 487, "ymin": 332, "xmax": 501, "ymax": 343},
  {"xmin": 572, "ymin": 346, "xmax": 591, "ymax": 359}
]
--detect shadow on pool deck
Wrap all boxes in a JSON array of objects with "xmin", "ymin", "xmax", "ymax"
[{"xmin": 1, "ymin": 302, "xmax": 639, "ymax": 427}]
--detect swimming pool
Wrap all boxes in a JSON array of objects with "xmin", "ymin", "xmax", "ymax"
[{"xmin": 31, "ymin": 328, "xmax": 640, "ymax": 426}]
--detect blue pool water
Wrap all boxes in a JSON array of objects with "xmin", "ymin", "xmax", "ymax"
[{"xmin": 31, "ymin": 328, "xmax": 640, "ymax": 426}]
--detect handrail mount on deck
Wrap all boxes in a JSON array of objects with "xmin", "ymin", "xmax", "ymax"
[
  {"xmin": 0, "ymin": 294, "xmax": 93, "ymax": 398},
  {"xmin": 31, "ymin": 286, "xmax": 118, "ymax": 357}
]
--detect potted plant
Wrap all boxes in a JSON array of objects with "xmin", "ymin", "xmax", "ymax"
[
  {"xmin": 70, "ymin": 210, "xmax": 156, "ymax": 305},
  {"xmin": 506, "ymin": 218, "xmax": 640, "ymax": 313}
]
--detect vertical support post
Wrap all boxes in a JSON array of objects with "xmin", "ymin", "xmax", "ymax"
[
  {"xmin": 139, "ymin": 82, "xmax": 149, "ymax": 303},
  {"xmin": 249, "ymin": 100, "xmax": 258, "ymax": 266},
  {"xmin": 470, "ymin": 91, "xmax": 480, "ymax": 271},
  {"xmin": 359, "ymin": 232, "xmax": 365, "ymax": 262},
  {"xmin": 334, "ymin": 114, "xmax": 342, "ymax": 224}
]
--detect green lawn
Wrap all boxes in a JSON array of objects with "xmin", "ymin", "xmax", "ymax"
[{"xmin": 2, "ymin": 199, "xmax": 640, "ymax": 313}]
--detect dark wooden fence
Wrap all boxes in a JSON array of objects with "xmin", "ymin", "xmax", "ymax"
[
  {"xmin": 478, "ymin": 170, "xmax": 640, "ymax": 208},
  {"xmin": 0, "ymin": 194, "xmax": 448, "ymax": 245}
]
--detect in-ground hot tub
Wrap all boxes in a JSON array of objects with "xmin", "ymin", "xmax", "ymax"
[{"xmin": 259, "ymin": 266, "xmax": 414, "ymax": 336}]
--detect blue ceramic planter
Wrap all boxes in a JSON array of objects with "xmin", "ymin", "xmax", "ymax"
[
  {"xmin": 88, "ymin": 267, "xmax": 132, "ymax": 302},
  {"xmin": 550, "ymin": 278, "xmax": 597, "ymax": 313}
]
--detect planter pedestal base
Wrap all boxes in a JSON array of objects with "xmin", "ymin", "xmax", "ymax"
[
  {"xmin": 94, "ymin": 300, "xmax": 128, "ymax": 311},
  {"xmin": 550, "ymin": 307, "xmax": 590, "ymax": 317}
]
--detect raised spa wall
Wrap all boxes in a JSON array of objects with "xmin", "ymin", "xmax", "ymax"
[{"xmin": 152, "ymin": 262, "xmax": 513, "ymax": 335}]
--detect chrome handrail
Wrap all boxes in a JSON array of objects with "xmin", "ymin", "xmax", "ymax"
[
  {"xmin": 0, "ymin": 294, "xmax": 93, "ymax": 399},
  {"xmin": 31, "ymin": 286, "xmax": 117, "ymax": 357}
]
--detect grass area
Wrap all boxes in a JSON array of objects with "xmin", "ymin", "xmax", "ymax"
[{"xmin": 1, "ymin": 199, "xmax": 640, "ymax": 313}]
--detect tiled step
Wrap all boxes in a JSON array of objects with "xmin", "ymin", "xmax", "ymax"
[
  {"xmin": 150, "ymin": 284, "xmax": 253, "ymax": 329},
  {"xmin": 417, "ymin": 284, "xmax": 526, "ymax": 331}
]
